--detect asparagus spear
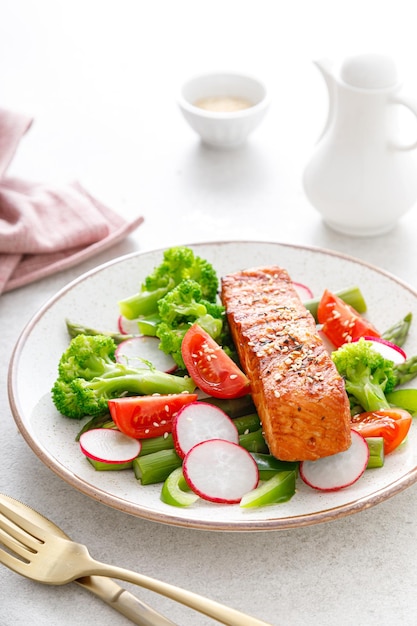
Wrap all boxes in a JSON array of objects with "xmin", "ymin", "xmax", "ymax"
[
  {"xmin": 393, "ymin": 356, "xmax": 417, "ymax": 387},
  {"xmin": 66, "ymin": 319, "xmax": 133, "ymax": 344},
  {"xmin": 382, "ymin": 313, "xmax": 413, "ymax": 347}
]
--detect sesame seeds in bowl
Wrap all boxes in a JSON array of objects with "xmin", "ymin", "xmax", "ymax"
[{"xmin": 178, "ymin": 71, "xmax": 270, "ymax": 149}]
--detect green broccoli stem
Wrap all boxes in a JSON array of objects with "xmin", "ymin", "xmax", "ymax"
[
  {"xmin": 346, "ymin": 380, "xmax": 391, "ymax": 412},
  {"xmin": 393, "ymin": 355, "xmax": 417, "ymax": 387},
  {"xmin": 133, "ymin": 449, "xmax": 182, "ymax": 485},
  {"xmin": 65, "ymin": 319, "xmax": 133, "ymax": 344},
  {"xmin": 137, "ymin": 314, "xmax": 161, "ymax": 337},
  {"xmin": 88, "ymin": 370, "xmax": 196, "ymax": 397},
  {"xmin": 304, "ymin": 285, "xmax": 367, "ymax": 321},
  {"xmin": 119, "ymin": 286, "xmax": 172, "ymax": 319},
  {"xmin": 382, "ymin": 313, "xmax": 413, "ymax": 347},
  {"xmin": 365, "ymin": 437, "xmax": 385, "ymax": 469}
]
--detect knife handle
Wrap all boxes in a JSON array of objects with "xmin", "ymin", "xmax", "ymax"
[{"xmin": 75, "ymin": 576, "xmax": 177, "ymax": 626}]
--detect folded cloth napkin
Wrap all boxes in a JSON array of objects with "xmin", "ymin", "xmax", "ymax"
[{"xmin": 0, "ymin": 107, "xmax": 143, "ymax": 294}]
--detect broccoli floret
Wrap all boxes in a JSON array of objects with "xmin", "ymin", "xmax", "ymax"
[
  {"xmin": 157, "ymin": 279, "xmax": 207, "ymax": 325},
  {"xmin": 156, "ymin": 323, "xmax": 188, "ymax": 369},
  {"xmin": 144, "ymin": 246, "xmax": 195, "ymax": 292},
  {"xmin": 51, "ymin": 333, "xmax": 196, "ymax": 419},
  {"xmin": 332, "ymin": 338, "xmax": 397, "ymax": 413},
  {"xmin": 57, "ymin": 334, "xmax": 118, "ymax": 382},
  {"xmin": 118, "ymin": 246, "xmax": 219, "ymax": 319},
  {"xmin": 52, "ymin": 370, "xmax": 195, "ymax": 419},
  {"xmin": 155, "ymin": 279, "xmax": 225, "ymax": 368},
  {"xmin": 146, "ymin": 247, "xmax": 219, "ymax": 301}
]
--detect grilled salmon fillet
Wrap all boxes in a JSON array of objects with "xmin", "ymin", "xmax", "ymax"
[{"xmin": 221, "ymin": 266, "xmax": 351, "ymax": 461}]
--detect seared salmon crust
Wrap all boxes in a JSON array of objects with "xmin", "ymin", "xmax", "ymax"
[{"xmin": 221, "ymin": 266, "xmax": 351, "ymax": 461}]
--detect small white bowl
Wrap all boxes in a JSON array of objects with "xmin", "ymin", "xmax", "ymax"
[{"xmin": 178, "ymin": 72, "xmax": 270, "ymax": 149}]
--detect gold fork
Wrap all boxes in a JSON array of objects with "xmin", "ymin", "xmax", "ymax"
[
  {"xmin": 0, "ymin": 494, "xmax": 176, "ymax": 626},
  {"xmin": 0, "ymin": 494, "xmax": 272, "ymax": 626}
]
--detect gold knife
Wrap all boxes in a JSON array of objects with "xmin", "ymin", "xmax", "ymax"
[{"xmin": 75, "ymin": 575, "xmax": 177, "ymax": 626}]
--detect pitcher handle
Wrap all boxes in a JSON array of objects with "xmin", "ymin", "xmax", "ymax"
[{"xmin": 389, "ymin": 94, "xmax": 417, "ymax": 151}]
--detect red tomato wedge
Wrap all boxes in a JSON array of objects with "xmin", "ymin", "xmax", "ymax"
[
  {"xmin": 351, "ymin": 408, "xmax": 412, "ymax": 455},
  {"xmin": 108, "ymin": 393, "xmax": 198, "ymax": 439},
  {"xmin": 181, "ymin": 324, "xmax": 251, "ymax": 399},
  {"xmin": 317, "ymin": 289, "xmax": 380, "ymax": 348}
]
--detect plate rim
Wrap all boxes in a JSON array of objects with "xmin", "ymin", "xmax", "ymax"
[{"xmin": 8, "ymin": 239, "xmax": 417, "ymax": 531}]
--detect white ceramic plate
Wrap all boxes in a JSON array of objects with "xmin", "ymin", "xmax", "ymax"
[{"xmin": 8, "ymin": 241, "xmax": 417, "ymax": 531}]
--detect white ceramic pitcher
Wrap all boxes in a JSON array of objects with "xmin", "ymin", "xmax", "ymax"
[{"xmin": 303, "ymin": 54, "xmax": 417, "ymax": 236}]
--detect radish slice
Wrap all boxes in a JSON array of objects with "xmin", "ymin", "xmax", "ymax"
[
  {"xmin": 79, "ymin": 428, "xmax": 141, "ymax": 464},
  {"xmin": 293, "ymin": 281, "xmax": 314, "ymax": 300},
  {"xmin": 299, "ymin": 430, "xmax": 369, "ymax": 492},
  {"xmin": 118, "ymin": 315, "xmax": 140, "ymax": 335},
  {"xmin": 115, "ymin": 336, "xmax": 177, "ymax": 373},
  {"xmin": 183, "ymin": 439, "xmax": 259, "ymax": 503},
  {"xmin": 172, "ymin": 402, "xmax": 239, "ymax": 459},
  {"xmin": 354, "ymin": 335, "xmax": 407, "ymax": 364}
]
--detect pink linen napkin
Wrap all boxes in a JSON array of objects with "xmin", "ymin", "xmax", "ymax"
[{"xmin": 0, "ymin": 108, "xmax": 144, "ymax": 294}]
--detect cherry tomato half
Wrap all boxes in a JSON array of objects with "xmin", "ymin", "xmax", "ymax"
[
  {"xmin": 181, "ymin": 324, "xmax": 251, "ymax": 399},
  {"xmin": 108, "ymin": 393, "xmax": 198, "ymax": 439},
  {"xmin": 317, "ymin": 289, "xmax": 380, "ymax": 348},
  {"xmin": 351, "ymin": 408, "xmax": 412, "ymax": 455}
]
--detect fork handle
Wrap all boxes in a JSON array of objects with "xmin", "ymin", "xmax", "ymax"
[
  {"xmin": 89, "ymin": 560, "xmax": 272, "ymax": 626},
  {"xmin": 75, "ymin": 576, "xmax": 178, "ymax": 626}
]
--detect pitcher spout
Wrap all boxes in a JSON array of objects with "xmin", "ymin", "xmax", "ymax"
[{"xmin": 313, "ymin": 58, "xmax": 334, "ymax": 85}]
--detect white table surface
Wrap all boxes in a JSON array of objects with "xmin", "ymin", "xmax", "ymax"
[{"xmin": 3, "ymin": 1, "xmax": 417, "ymax": 625}]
